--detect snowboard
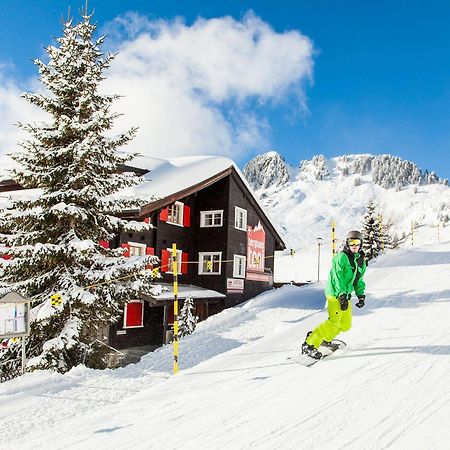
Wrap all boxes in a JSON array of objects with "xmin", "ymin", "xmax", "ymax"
[{"xmin": 289, "ymin": 339, "xmax": 347, "ymax": 367}]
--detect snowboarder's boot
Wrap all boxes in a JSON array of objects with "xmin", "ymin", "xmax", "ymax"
[
  {"xmin": 321, "ymin": 340, "xmax": 341, "ymax": 352},
  {"xmin": 301, "ymin": 341, "xmax": 322, "ymax": 360}
]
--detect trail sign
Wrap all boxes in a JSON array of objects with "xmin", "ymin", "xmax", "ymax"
[{"xmin": 0, "ymin": 292, "xmax": 30, "ymax": 339}]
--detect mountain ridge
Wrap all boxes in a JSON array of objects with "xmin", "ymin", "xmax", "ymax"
[
  {"xmin": 243, "ymin": 151, "xmax": 450, "ymax": 282},
  {"xmin": 243, "ymin": 151, "xmax": 446, "ymax": 191}
]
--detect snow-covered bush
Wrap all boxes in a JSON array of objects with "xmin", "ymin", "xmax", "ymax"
[{"xmin": 178, "ymin": 297, "xmax": 199, "ymax": 338}]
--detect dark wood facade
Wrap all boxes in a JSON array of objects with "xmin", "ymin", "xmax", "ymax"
[{"xmin": 109, "ymin": 166, "xmax": 285, "ymax": 350}]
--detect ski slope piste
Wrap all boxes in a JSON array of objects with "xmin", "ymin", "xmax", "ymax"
[{"xmin": 2, "ymin": 242, "xmax": 450, "ymax": 449}]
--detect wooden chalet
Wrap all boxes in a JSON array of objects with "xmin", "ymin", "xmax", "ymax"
[{"xmin": 0, "ymin": 156, "xmax": 286, "ymax": 359}]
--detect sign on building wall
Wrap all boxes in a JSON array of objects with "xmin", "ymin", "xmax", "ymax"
[
  {"xmin": 247, "ymin": 221, "xmax": 266, "ymax": 277},
  {"xmin": 246, "ymin": 272, "xmax": 273, "ymax": 282},
  {"xmin": 227, "ymin": 278, "xmax": 244, "ymax": 293}
]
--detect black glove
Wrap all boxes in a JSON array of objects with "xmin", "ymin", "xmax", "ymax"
[
  {"xmin": 355, "ymin": 295, "xmax": 366, "ymax": 308},
  {"xmin": 338, "ymin": 294, "xmax": 350, "ymax": 311}
]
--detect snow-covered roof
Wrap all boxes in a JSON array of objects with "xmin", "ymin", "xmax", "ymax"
[
  {"xmin": 0, "ymin": 156, "xmax": 239, "ymax": 210},
  {"xmin": 148, "ymin": 283, "xmax": 226, "ymax": 301},
  {"xmin": 128, "ymin": 155, "xmax": 240, "ymax": 200}
]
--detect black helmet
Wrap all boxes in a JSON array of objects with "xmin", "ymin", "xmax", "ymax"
[{"xmin": 346, "ymin": 230, "xmax": 363, "ymax": 240}]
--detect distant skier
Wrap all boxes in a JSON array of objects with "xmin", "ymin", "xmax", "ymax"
[{"xmin": 301, "ymin": 230, "xmax": 367, "ymax": 359}]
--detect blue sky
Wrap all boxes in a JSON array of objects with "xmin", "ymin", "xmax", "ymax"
[{"xmin": 1, "ymin": 0, "xmax": 450, "ymax": 178}]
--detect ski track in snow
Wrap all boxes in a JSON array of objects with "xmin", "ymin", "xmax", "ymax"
[{"xmin": 2, "ymin": 242, "xmax": 450, "ymax": 449}]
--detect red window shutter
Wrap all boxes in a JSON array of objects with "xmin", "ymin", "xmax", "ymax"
[
  {"xmin": 124, "ymin": 301, "xmax": 143, "ymax": 327},
  {"xmin": 183, "ymin": 205, "xmax": 191, "ymax": 227},
  {"xmin": 121, "ymin": 243, "xmax": 130, "ymax": 257},
  {"xmin": 181, "ymin": 252, "xmax": 189, "ymax": 274},
  {"xmin": 146, "ymin": 247, "xmax": 155, "ymax": 270},
  {"xmin": 99, "ymin": 240, "xmax": 110, "ymax": 249},
  {"xmin": 161, "ymin": 249, "xmax": 170, "ymax": 272},
  {"xmin": 160, "ymin": 208, "xmax": 169, "ymax": 222}
]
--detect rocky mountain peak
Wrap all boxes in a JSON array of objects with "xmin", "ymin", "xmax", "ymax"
[{"xmin": 243, "ymin": 151, "xmax": 290, "ymax": 190}]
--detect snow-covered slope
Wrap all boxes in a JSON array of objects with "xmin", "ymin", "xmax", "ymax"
[
  {"xmin": 3, "ymin": 241, "xmax": 450, "ymax": 449},
  {"xmin": 246, "ymin": 152, "xmax": 450, "ymax": 282}
]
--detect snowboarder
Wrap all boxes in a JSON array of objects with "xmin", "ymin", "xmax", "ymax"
[{"xmin": 301, "ymin": 230, "xmax": 367, "ymax": 359}]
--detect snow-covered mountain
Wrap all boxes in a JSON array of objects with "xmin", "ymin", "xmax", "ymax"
[
  {"xmin": 243, "ymin": 151, "xmax": 291, "ymax": 190},
  {"xmin": 244, "ymin": 152, "xmax": 450, "ymax": 282}
]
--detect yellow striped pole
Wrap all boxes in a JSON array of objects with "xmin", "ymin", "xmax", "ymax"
[
  {"xmin": 331, "ymin": 220, "xmax": 336, "ymax": 257},
  {"xmin": 172, "ymin": 243, "xmax": 179, "ymax": 375},
  {"xmin": 411, "ymin": 221, "xmax": 414, "ymax": 246}
]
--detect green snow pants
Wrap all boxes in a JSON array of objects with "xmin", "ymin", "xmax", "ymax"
[{"xmin": 306, "ymin": 295, "xmax": 352, "ymax": 349}]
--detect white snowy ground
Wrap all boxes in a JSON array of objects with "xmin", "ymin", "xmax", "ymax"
[{"xmin": 2, "ymin": 241, "xmax": 450, "ymax": 449}]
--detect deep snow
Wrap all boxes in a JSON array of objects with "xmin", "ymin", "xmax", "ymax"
[{"xmin": 2, "ymin": 240, "xmax": 450, "ymax": 449}]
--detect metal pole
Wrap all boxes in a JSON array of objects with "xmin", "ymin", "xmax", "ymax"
[
  {"xmin": 21, "ymin": 336, "xmax": 26, "ymax": 375},
  {"xmin": 172, "ymin": 243, "xmax": 179, "ymax": 375},
  {"xmin": 317, "ymin": 237, "xmax": 323, "ymax": 282},
  {"xmin": 331, "ymin": 220, "xmax": 336, "ymax": 257},
  {"xmin": 317, "ymin": 243, "xmax": 321, "ymax": 282},
  {"xmin": 162, "ymin": 303, "xmax": 168, "ymax": 345}
]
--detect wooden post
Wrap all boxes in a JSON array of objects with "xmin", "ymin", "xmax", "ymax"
[
  {"xmin": 162, "ymin": 303, "xmax": 168, "ymax": 345},
  {"xmin": 172, "ymin": 243, "xmax": 179, "ymax": 375},
  {"xmin": 21, "ymin": 336, "xmax": 26, "ymax": 374}
]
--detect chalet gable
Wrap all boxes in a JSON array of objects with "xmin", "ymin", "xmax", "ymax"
[{"xmin": 138, "ymin": 165, "xmax": 285, "ymax": 250}]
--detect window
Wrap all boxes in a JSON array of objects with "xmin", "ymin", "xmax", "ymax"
[
  {"xmin": 167, "ymin": 202, "xmax": 184, "ymax": 226},
  {"xmin": 123, "ymin": 301, "xmax": 144, "ymax": 328},
  {"xmin": 128, "ymin": 242, "xmax": 146, "ymax": 257},
  {"xmin": 198, "ymin": 252, "xmax": 222, "ymax": 275},
  {"xmin": 200, "ymin": 210, "xmax": 223, "ymax": 227},
  {"xmin": 167, "ymin": 248, "xmax": 182, "ymax": 274},
  {"xmin": 233, "ymin": 255, "xmax": 246, "ymax": 278},
  {"xmin": 234, "ymin": 207, "xmax": 247, "ymax": 231}
]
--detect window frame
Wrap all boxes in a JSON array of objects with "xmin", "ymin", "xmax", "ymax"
[
  {"xmin": 198, "ymin": 252, "xmax": 222, "ymax": 275},
  {"xmin": 123, "ymin": 300, "xmax": 145, "ymax": 329},
  {"xmin": 234, "ymin": 206, "xmax": 247, "ymax": 231},
  {"xmin": 166, "ymin": 248, "xmax": 183, "ymax": 275},
  {"xmin": 200, "ymin": 210, "xmax": 224, "ymax": 228},
  {"xmin": 167, "ymin": 201, "xmax": 184, "ymax": 227},
  {"xmin": 233, "ymin": 255, "xmax": 247, "ymax": 278},
  {"xmin": 128, "ymin": 241, "xmax": 147, "ymax": 257}
]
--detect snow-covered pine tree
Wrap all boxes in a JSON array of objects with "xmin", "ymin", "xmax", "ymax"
[
  {"xmin": 178, "ymin": 297, "xmax": 198, "ymax": 338},
  {"xmin": 381, "ymin": 220, "xmax": 404, "ymax": 250},
  {"xmin": 0, "ymin": 10, "xmax": 159, "ymax": 375},
  {"xmin": 361, "ymin": 201, "xmax": 381, "ymax": 261}
]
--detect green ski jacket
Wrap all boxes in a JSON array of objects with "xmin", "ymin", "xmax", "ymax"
[{"xmin": 325, "ymin": 249, "xmax": 366, "ymax": 298}]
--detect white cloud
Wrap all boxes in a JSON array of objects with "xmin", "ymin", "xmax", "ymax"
[
  {"xmin": 0, "ymin": 12, "xmax": 314, "ymax": 176},
  {"xmin": 0, "ymin": 76, "xmax": 47, "ymax": 177}
]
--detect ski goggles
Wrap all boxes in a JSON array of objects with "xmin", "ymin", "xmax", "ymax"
[{"xmin": 347, "ymin": 239, "xmax": 362, "ymax": 246}]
